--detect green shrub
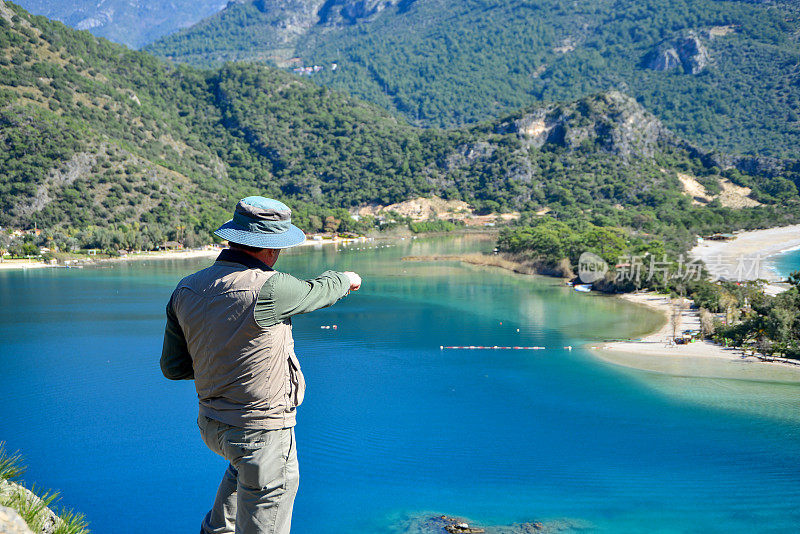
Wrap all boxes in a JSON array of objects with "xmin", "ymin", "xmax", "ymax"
[{"xmin": 408, "ymin": 220, "xmax": 458, "ymax": 233}]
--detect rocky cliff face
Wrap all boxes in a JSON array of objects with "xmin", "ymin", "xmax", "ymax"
[
  {"xmin": 249, "ymin": 0, "xmax": 324, "ymax": 42},
  {"xmin": 0, "ymin": 0, "xmax": 15, "ymax": 21},
  {"xmin": 319, "ymin": 0, "xmax": 406, "ymax": 25},
  {"xmin": 498, "ymin": 91, "xmax": 672, "ymax": 159},
  {"xmin": 240, "ymin": 0, "xmax": 406, "ymax": 28},
  {"xmin": 146, "ymin": 0, "xmax": 408, "ymax": 65},
  {"xmin": 498, "ymin": 90, "xmax": 796, "ymax": 181},
  {"xmin": 246, "ymin": 0, "xmax": 405, "ymax": 36},
  {"xmin": 644, "ymin": 31, "xmax": 710, "ymax": 74},
  {"xmin": 647, "ymin": 46, "xmax": 682, "ymax": 71}
]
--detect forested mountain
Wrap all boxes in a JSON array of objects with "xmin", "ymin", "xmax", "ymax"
[
  {"xmin": 1, "ymin": 0, "xmax": 799, "ymax": 252},
  {"xmin": 147, "ymin": 0, "xmax": 800, "ymax": 159},
  {"xmin": 13, "ymin": 0, "xmax": 227, "ymax": 49}
]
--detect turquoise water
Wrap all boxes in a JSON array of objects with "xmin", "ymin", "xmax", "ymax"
[
  {"xmin": 771, "ymin": 247, "xmax": 800, "ymax": 279},
  {"xmin": 1, "ymin": 236, "xmax": 799, "ymax": 533}
]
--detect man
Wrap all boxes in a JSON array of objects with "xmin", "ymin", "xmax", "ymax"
[{"xmin": 161, "ymin": 196, "xmax": 361, "ymax": 534}]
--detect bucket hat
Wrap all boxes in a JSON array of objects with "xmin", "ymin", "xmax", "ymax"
[{"xmin": 214, "ymin": 196, "xmax": 306, "ymax": 249}]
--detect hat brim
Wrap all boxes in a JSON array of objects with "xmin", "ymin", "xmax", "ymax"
[{"xmin": 214, "ymin": 220, "xmax": 306, "ymax": 249}]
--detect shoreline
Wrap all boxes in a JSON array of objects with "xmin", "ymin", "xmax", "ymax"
[
  {"xmin": 0, "ymin": 259, "xmax": 54, "ymax": 270},
  {"xmin": 590, "ymin": 292, "xmax": 800, "ymax": 383},
  {"xmin": 689, "ymin": 223, "xmax": 800, "ymax": 285},
  {"xmin": 0, "ymin": 236, "xmax": 370, "ymax": 271},
  {"xmin": 0, "ymin": 248, "xmax": 223, "ymax": 270}
]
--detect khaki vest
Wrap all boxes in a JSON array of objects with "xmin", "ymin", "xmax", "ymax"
[{"xmin": 172, "ymin": 260, "xmax": 306, "ymax": 429}]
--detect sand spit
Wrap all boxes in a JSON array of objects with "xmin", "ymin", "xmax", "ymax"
[{"xmin": 591, "ymin": 292, "xmax": 800, "ymax": 382}]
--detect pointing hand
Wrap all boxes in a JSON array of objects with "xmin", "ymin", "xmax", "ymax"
[{"xmin": 344, "ymin": 271, "xmax": 362, "ymax": 291}]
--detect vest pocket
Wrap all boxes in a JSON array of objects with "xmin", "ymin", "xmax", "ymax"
[{"xmin": 287, "ymin": 353, "xmax": 305, "ymax": 407}]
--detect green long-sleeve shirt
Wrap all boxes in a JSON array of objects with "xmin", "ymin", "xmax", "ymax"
[{"xmin": 161, "ymin": 248, "xmax": 350, "ymax": 380}]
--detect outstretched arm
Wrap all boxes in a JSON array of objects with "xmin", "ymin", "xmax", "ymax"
[{"xmin": 255, "ymin": 270, "xmax": 361, "ymax": 328}]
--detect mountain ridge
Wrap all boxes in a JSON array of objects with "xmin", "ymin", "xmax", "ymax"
[
  {"xmin": 13, "ymin": 0, "xmax": 228, "ymax": 49},
  {"xmin": 146, "ymin": 0, "xmax": 800, "ymax": 159},
  {"xmin": 1, "ymin": 0, "xmax": 799, "ymax": 253}
]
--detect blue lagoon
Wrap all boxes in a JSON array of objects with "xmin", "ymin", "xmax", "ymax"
[
  {"xmin": 771, "ymin": 247, "xmax": 800, "ymax": 280},
  {"xmin": 1, "ymin": 236, "xmax": 799, "ymax": 533}
]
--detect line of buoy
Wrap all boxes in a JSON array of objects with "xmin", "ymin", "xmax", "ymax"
[
  {"xmin": 441, "ymin": 345, "xmax": 545, "ymax": 350},
  {"xmin": 440, "ymin": 345, "xmax": 574, "ymax": 350},
  {"xmin": 320, "ymin": 325, "xmax": 338, "ymax": 330}
]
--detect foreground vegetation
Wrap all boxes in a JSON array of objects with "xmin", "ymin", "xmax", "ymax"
[{"xmin": 0, "ymin": 443, "xmax": 89, "ymax": 534}]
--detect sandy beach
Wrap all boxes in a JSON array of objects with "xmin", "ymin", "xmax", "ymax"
[
  {"xmin": 591, "ymin": 292, "xmax": 800, "ymax": 382},
  {"xmin": 0, "ymin": 260, "xmax": 54, "ymax": 270},
  {"xmin": 595, "ymin": 223, "xmax": 800, "ymax": 380},
  {"xmin": 689, "ymin": 223, "xmax": 800, "ymax": 284},
  {"xmin": 0, "ymin": 248, "xmax": 222, "ymax": 270}
]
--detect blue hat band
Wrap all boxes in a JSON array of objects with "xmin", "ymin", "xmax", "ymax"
[{"xmin": 232, "ymin": 211, "xmax": 292, "ymax": 234}]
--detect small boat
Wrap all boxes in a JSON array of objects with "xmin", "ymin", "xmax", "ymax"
[{"xmin": 573, "ymin": 284, "xmax": 592, "ymax": 292}]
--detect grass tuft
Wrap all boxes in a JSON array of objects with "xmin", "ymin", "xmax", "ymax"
[
  {"xmin": 0, "ymin": 441, "xmax": 26, "ymax": 482},
  {"xmin": 54, "ymin": 508, "xmax": 90, "ymax": 534},
  {"xmin": 5, "ymin": 484, "xmax": 59, "ymax": 532},
  {"xmin": 0, "ymin": 443, "xmax": 90, "ymax": 533}
]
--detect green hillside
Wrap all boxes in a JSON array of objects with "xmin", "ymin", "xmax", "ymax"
[
  {"xmin": 147, "ymin": 0, "xmax": 800, "ymax": 159},
  {"xmin": 1, "ymin": 0, "xmax": 799, "ymax": 254},
  {"xmin": 0, "ymin": 0, "xmax": 402, "ymax": 248}
]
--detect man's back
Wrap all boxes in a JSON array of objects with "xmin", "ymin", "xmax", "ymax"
[
  {"xmin": 172, "ymin": 258, "xmax": 305, "ymax": 429},
  {"xmin": 161, "ymin": 196, "xmax": 360, "ymax": 534}
]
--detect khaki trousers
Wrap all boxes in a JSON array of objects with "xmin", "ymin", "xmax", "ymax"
[{"xmin": 198, "ymin": 415, "xmax": 299, "ymax": 534}]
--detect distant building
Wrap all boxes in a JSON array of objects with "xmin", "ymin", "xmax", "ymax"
[
  {"xmin": 706, "ymin": 233, "xmax": 735, "ymax": 241},
  {"xmin": 292, "ymin": 65, "xmax": 324, "ymax": 75},
  {"xmin": 159, "ymin": 241, "xmax": 183, "ymax": 250}
]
